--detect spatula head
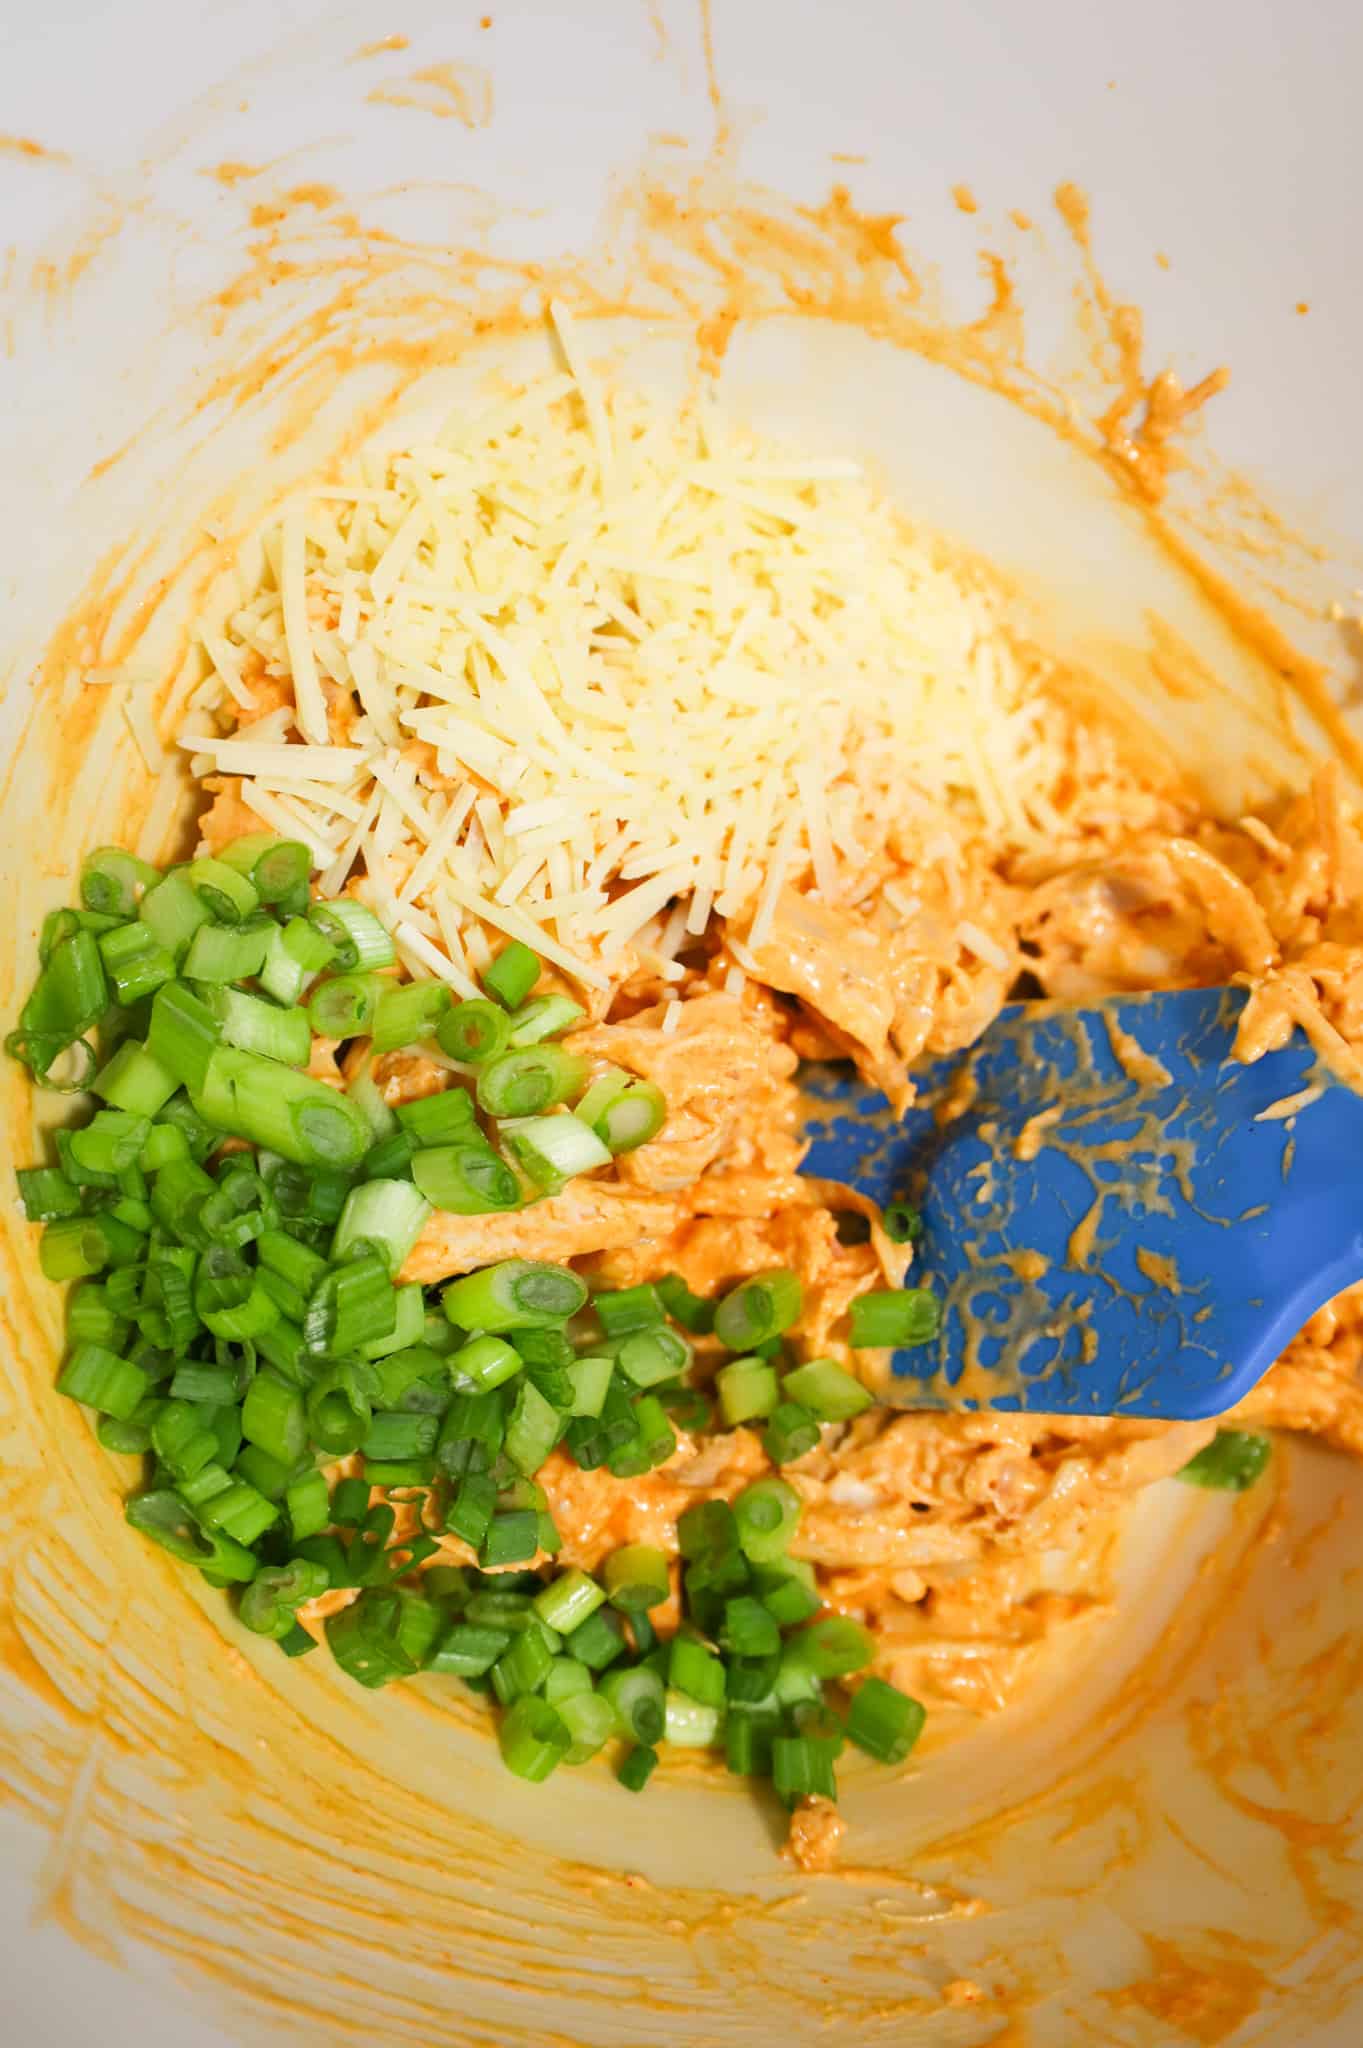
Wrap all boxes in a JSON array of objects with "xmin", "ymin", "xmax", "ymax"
[{"xmin": 801, "ymin": 987, "xmax": 1363, "ymax": 1417}]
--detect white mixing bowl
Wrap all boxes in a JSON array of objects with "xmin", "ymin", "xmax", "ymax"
[{"xmin": 3, "ymin": 5, "xmax": 1362, "ymax": 2043}]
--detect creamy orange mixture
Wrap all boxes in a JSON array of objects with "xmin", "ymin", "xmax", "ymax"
[{"xmin": 198, "ymin": 588, "xmax": 1363, "ymax": 1873}]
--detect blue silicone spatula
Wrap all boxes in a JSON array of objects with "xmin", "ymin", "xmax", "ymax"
[{"xmin": 801, "ymin": 986, "xmax": 1363, "ymax": 1418}]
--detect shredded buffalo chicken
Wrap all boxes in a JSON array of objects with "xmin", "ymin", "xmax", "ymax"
[{"xmin": 251, "ymin": 729, "xmax": 1363, "ymax": 1870}]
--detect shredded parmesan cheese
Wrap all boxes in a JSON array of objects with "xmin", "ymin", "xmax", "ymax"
[{"xmin": 191, "ymin": 363, "xmax": 1060, "ymax": 989}]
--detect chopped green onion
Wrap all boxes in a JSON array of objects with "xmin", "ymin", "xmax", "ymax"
[
  {"xmin": 218, "ymin": 834, "xmax": 312, "ymax": 904},
  {"xmin": 504, "ymin": 1378, "xmax": 562, "ymax": 1478},
  {"xmin": 14, "ymin": 928, "xmax": 108, "ymax": 1060},
  {"xmin": 57, "ymin": 1343, "xmax": 149, "ymax": 1418},
  {"xmin": 358, "ymin": 1281, "xmax": 426, "ymax": 1360},
  {"xmin": 393, "ymin": 1087, "xmax": 476, "ymax": 1144},
  {"xmin": 598, "ymin": 1663, "xmax": 666, "ymax": 1745},
  {"xmin": 724, "ymin": 1711, "xmax": 776, "ymax": 1777},
  {"xmin": 603, "ymin": 1544, "xmax": 671, "ymax": 1612},
  {"xmin": 714, "ymin": 1269, "xmax": 803, "ymax": 1352},
  {"xmin": 733, "ymin": 1477, "xmax": 802, "ymax": 1563},
  {"xmin": 326, "ymin": 1588, "xmax": 438, "ymax": 1688},
  {"xmin": 678, "ymin": 1498, "xmax": 740, "ymax": 1563},
  {"xmin": 187, "ymin": 856, "xmax": 260, "ymax": 923},
  {"xmin": 306, "ymin": 1366, "xmax": 375, "ymax": 1456},
  {"xmin": 68, "ymin": 1109, "xmax": 149, "ymax": 1177},
  {"xmin": 782, "ymin": 1357, "xmax": 874, "ymax": 1421},
  {"xmin": 655, "ymin": 1272, "xmax": 715, "ymax": 1335},
  {"xmin": 371, "ymin": 980, "xmax": 452, "ymax": 1054},
  {"xmin": 442, "ymin": 1258, "xmax": 588, "ymax": 1334},
  {"xmin": 239, "ymin": 1559, "xmax": 329, "ymax": 1639},
  {"xmin": 506, "ymin": 994, "xmax": 585, "ymax": 1046},
  {"xmin": 445, "ymin": 1472, "xmax": 498, "ymax": 1549},
  {"xmin": 498, "ymin": 1693, "xmax": 570, "ymax": 1781},
  {"xmin": 38, "ymin": 908, "xmax": 80, "ymax": 965},
  {"xmin": 482, "ymin": 940, "xmax": 541, "ymax": 1011},
  {"xmin": 98, "ymin": 920, "xmax": 177, "ymax": 1005},
  {"xmin": 182, "ymin": 920, "xmax": 270, "ymax": 984},
  {"xmin": 96, "ymin": 1402, "xmax": 159, "ymax": 1456},
  {"xmin": 772, "ymin": 1734, "xmax": 839, "ymax": 1808},
  {"xmin": 260, "ymin": 917, "xmax": 335, "ymax": 1006},
  {"xmin": 565, "ymin": 1354, "xmax": 614, "ymax": 1417},
  {"xmin": 308, "ymin": 972, "xmax": 386, "ymax": 1038},
  {"xmin": 846, "ymin": 1676, "xmax": 925, "ymax": 1764},
  {"xmin": 532, "ymin": 1568, "xmax": 606, "ymax": 1634},
  {"xmin": 170, "ymin": 1359, "xmax": 243, "ymax": 1405},
  {"xmin": 565, "ymin": 1605, "xmax": 626, "ymax": 1672},
  {"xmin": 436, "ymin": 997, "xmax": 511, "ymax": 1066},
  {"xmin": 139, "ymin": 869, "xmax": 212, "ymax": 959},
  {"xmin": 81, "ymin": 846, "xmax": 158, "ymax": 918},
  {"xmin": 557, "ymin": 1689, "xmax": 616, "ymax": 1764},
  {"xmin": 543, "ymin": 1657, "xmax": 592, "ymax": 1705},
  {"xmin": 362, "ymin": 1127, "xmax": 417, "ymax": 1182},
  {"xmin": 715, "ymin": 1356, "xmax": 779, "ymax": 1426},
  {"xmin": 617, "ymin": 1394, "xmax": 676, "ymax": 1474},
  {"xmin": 40, "ymin": 1214, "xmax": 136, "ymax": 1282},
  {"xmin": 281, "ymin": 1474, "xmax": 327, "ymax": 1544},
  {"xmin": 615, "ymin": 1323, "xmax": 691, "ymax": 1389},
  {"xmin": 330, "ymin": 1476, "xmax": 371, "ymax": 1527},
  {"xmin": 235, "ymin": 1446, "xmax": 298, "ymax": 1503},
  {"xmin": 362, "ymin": 1410, "xmax": 439, "ymax": 1463},
  {"xmin": 720, "ymin": 1595, "xmax": 782, "ymax": 1660},
  {"xmin": 664, "ymin": 1688, "xmax": 722, "ymax": 1748},
  {"xmin": 430, "ymin": 1621, "xmax": 511, "ymax": 1677},
  {"xmin": 180, "ymin": 1465, "xmax": 278, "ymax": 1545},
  {"xmin": 411, "ymin": 1141, "xmax": 521, "ymax": 1215},
  {"xmin": 93, "ymin": 1039, "xmax": 179, "ymax": 1115},
  {"xmin": 437, "ymin": 1389, "xmax": 505, "ymax": 1478},
  {"xmin": 480, "ymin": 1510, "xmax": 540, "ymax": 1568},
  {"xmin": 882, "ymin": 1202, "xmax": 922, "ymax": 1245},
  {"xmin": 616, "ymin": 1744, "xmax": 659, "ymax": 1792},
  {"xmin": 196, "ymin": 1044, "xmax": 371, "ymax": 1170},
  {"xmin": 65, "ymin": 1282, "xmax": 126, "ymax": 1347},
  {"xmin": 151, "ymin": 1400, "xmax": 219, "ymax": 1480},
  {"xmin": 756, "ymin": 1565, "xmax": 821, "ymax": 1629},
  {"xmin": 372, "ymin": 1342, "xmax": 447, "ymax": 1411},
  {"xmin": 331, "ymin": 1177, "xmax": 430, "ymax": 1275},
  {"xmin": 206, "ymin": 986, "xmax": 311, "ymax": 1067},
  {"xmin": 448, "ymin": 1334, "xmax": 522, "ymax": 1394},
  {"xmin": 593, "ymin": 1284, "xmax": 664, "ymax": 1340},
  {"xmin": 668, "ymin": 1633, "xmax": 726, "ymax": 1708},
  {"xmin": 308, "ymin": 900, "xmax": 395, "ymax": 973},
  {"xmin": 790, "ymin": 1615, "xmax": 875, "ymax": 1678},
  {"xmin": 1176, "ymin": 1430, "xmax": 1273, "ymax": 1491},
  {"xmin": 476, "ymin": 1046, "xmax": 588, "ymax": 1119},
  {"xmin": 848, "ymin": 1287, "xmax": 942, "ymax": 1349},
  {"xmin": 763, "ymin": 1401, "xmax": 821, "ymax": 1465},
  {"xmin": 593, "ymin": 1080, "xmax": 667, "ymax": 1154},
  {"xmin": 16, "ymin": 1167, "xmax": 83, "ymax": 1221},
  {"xmin": 501, "ymin": 1111, "xmax": 611, "ymax": 1190},
  {"xmin": 491, "ymin": 1620, "xmax": 558, "ymax": 1703},
  {"xmin": 241, "ymin": 1370, "xmax": 307, "ymax": 1466},
  {"xmin": 126, "ymin": 1488, "xmax": 258, "ymax": 1582}
]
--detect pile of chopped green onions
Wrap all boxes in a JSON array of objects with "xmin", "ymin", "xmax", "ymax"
[{"xmin": 13, "ymin": 837, "xmax": 937, "ymax": 1813}]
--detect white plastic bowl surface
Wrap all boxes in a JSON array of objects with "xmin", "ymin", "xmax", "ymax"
[{"xmin": 2, "ymin": 6, "xmax": 1363, "ymax": 2045}]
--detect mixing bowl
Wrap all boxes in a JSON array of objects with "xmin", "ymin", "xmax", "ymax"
[{"xmin": 3, "ymin": 4, "xmax": 1362, "ymax": 2042}]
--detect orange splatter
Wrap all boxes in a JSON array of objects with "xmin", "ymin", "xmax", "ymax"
[
  {"xmin": 354, "ymin": 34, "xmax": 410, "ymax": 58},
  {"xmin": 0, "ymin": 134, "xmax": 69, "ymax": 163},
  {"xmin": 368, "ymin": 62, "xmax": 494, "ymax": 128},
  {"xmin": 953, "ymin": 183, "xmax": 979, "ymax": 215}
]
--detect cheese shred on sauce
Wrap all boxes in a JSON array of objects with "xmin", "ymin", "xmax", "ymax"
[{"xmin": 186, "ymin": 365, "xmax": 1068, "ymax": 986}]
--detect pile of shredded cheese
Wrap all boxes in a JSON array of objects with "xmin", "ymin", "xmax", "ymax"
[{"xmin": 185, "ymin": 321, "xmax": 1062, "ymax": 993}]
